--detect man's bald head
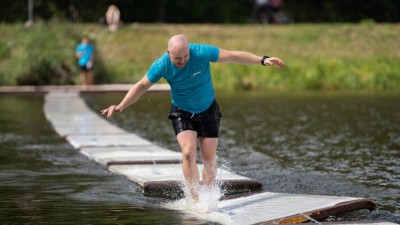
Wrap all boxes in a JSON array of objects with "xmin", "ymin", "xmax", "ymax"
[
  {"xmin": 168, "ymin": 34, "xmax": 188, "ymax": 52},
  {"xmin": 167, "ymin": 34, "xmax": 190, "ymax": 68}
]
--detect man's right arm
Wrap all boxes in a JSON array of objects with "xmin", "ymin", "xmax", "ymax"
[{"xmin": 100, "ymin": 74, "xmax": 154, "ymax": 118}]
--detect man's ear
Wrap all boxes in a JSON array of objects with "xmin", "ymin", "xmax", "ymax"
[{"xmin": 166, "ymin": 49, "xmax": 170, "ymax": 55}]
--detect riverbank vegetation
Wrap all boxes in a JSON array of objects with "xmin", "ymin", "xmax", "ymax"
[{"xmin": 0, "ymin": 22, "xmax": 399, "ymax": 91}]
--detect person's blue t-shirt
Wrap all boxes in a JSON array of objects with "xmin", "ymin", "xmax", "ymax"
[
  {"xmin": 147, "ymin": 43, "xmax": 220, "ymax": 113},
  {"xmin": 76, "ymin": 43, "xmax": 94, "ymax": 66}
]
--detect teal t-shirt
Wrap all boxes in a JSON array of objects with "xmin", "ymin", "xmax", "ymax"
[
  {"xmin": 76, "ymin": 43, "xmax": 94, "ymax": 66},
  {"xmin": 147, "ymin": 43, "xmax": 220, "ymax": 113}
]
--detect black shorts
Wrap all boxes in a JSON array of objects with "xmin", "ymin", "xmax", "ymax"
[
  {"xmin": 79, "ymin": 65, "xmax": 93, "ymax": 72},
  {"xmin": 168, "ymin": 100, "xmax": 222, "ymax": 138}
]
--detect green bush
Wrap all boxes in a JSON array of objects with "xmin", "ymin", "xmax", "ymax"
[
  {"xmin": 1, "ymin": 22, "xmax": 399, "ymax": 91},
  {"xmin": 16, "ymin": 58, "xmax": 73, "ymax": 85},
  {"xmin": 0, "ymin": 42, "xmax": 10, "ymax": 60}
]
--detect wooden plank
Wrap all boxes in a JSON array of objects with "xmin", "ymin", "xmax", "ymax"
[
  {"xmin": 45, "ymin": 114, "xmax": 108, "ymax": 124},
  {"xmin": 45, "ymin": 91, "xmax": 81, "ymax": 98},
  {"xmin": 44, "ymin": 101, "xmax": 90, "ymax": 113},
  {"xmin": 66, "ymin": 133, "xmax": 153, "ymax": 149},
  {"xmin": 108, "ymin": 164, "xmax": 262, "ymax": 199},
  {"xmin": 50, "ymin": 124, "xmax": 127, "ymax": 137},
  {"xmin": 287, "ymin": 221, "xmax": 397, "ymax": 225},
  {"xmin": 44, "ymin": 90, "xmax": 133, "ymax": 137},
  {"xmin": 44, "ymin": 94, "xmax": 93, "ymax": 115},
  {"xmin": 0, "ymin": 84, "xmax": 170, "ymax": 94},
  {"xmin": 46, "ymin": 114, "xmax": 116, "ymax": 126},
  {"xmin": 109, "ymin": 164, "xmax": 255, "ymax": 185},
  {"xmin": 79, "ymin": 146, "xmax": 182, "ymax": 165},
  {"xmin": 144, "ymin": 180, "xmax": 263, "ymax": 199},
  {"xmin": 212, "ymin": 192, "xmax": 376, "ymax": 225}
]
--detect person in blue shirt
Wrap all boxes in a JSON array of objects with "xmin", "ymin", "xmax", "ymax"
[
  {"xmin": 75, "ymin": 36, "xmax": 95, "ymax": 89},
  {"xmin": 101, "ymin": 34, "xmax": 285, "ymax": 203}
]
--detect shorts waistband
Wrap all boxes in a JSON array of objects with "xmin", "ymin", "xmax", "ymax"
[
  {"xmin": 170, "ymin": 100, "xmax": 218, "ymax": 121},
  {"xmin": 172, "ymin": 100, "xmax": 216, "ymax": 116}
]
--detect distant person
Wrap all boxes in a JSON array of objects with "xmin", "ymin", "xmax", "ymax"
[
  {"xmin": 75, "ymin": 37, "xmax": 95, "ymax": 89},
  {"xmin": 252, "ymin": 0, "xmax": 270, "ymax": 23},
  {"xmin": 100, "ymin": 34, "xmax": 285, "ymax": 206},
  {"xmin": 106, "ymin": 5, "xmax": 120, "ymax": 31},
  {"xmin": 267, "ymin": 0, "xmax": 283, "ymax": 24}
]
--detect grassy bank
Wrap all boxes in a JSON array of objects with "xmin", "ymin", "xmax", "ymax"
[{"xmin": 1, "ymin": 22, "xmax": 399, "ymax": 91}]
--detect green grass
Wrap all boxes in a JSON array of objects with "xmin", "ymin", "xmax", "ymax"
[{"xmin": 1, "ymin": 22, "xmax": 399, "ymax": 91}]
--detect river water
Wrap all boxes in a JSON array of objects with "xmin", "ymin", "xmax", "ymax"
[{"xmin": 0, "ymin": 91, "xmax": 399, "ymax": 224}]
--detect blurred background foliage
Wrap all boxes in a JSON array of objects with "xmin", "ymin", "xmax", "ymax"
[
  {"xmin": 1, "ymin": 22, "xmax": 399, "ymax": 91},
  {"xmin": 1, "ymin": 0, "xmax": 399, "ymax": 24},
  {"xmin": 0, "ymin": 1, "xmax": 399, "ymax": 90}
]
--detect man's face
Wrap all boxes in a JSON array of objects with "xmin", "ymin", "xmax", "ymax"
[{"xmin": 168, "ymin": 48, "xmax": 189, "ymax": 68}]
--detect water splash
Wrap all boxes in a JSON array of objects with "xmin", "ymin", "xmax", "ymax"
[
  {"xmin": 189, "ymin": 185, "xmax": 221, "ymax": 212},
  {"xmin": 161, "ymin": 174, "xmax": 233, "ymax": 224},
  {"xmin": 160, "ymin": 154, "xmax": 238, "ymax": 224},
  {"xmin": 162, "ymin": 184, "xmax": 233, "ymax": 225},
  {"xmin": 163, "ymin": 181, "xmax": 223, "ymax": 212}
]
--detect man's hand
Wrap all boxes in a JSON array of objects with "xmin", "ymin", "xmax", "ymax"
[
  {"xmin": 100, "ymin": 105, "xmax": 121, "ymax": 118},
  {"xmin": 265, "ymin": 57, "xmax": 285, "ymax": 68}
]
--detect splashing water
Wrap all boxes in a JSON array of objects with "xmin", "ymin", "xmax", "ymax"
[
  {"xmin": 162, "ymin": 184, "xmax": 233, "ymax": 224},
  {"xmin": 163, "ymin": 181, "xmax": 222, "ymax": 212},
  {"xmin": 161, "ymin": 159, "xmax": 234, "ymax": 224},
  {"xmin": 189, "ymin": 185, "xmax": 221, "ymax": 212},
  {"xmin": 160, "ymin": 155, "xmax": 238, "ymax": 224}
]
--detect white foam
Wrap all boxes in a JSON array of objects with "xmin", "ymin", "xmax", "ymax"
[
  {"xmin": 162, "ymin": 184, "xmax": 222, "ymax": 211},
  {"xmin": 189, "ymin": 210, "xmax": 233, "ymax": 225},
  {"xmin": 161, "ymin": 184, "xmax": 233, "ymax": 224}
]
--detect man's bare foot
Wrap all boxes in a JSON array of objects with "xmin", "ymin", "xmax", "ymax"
[{"xmin": 191, "ymin": 191, "xmax": 199, "ymax": 204}]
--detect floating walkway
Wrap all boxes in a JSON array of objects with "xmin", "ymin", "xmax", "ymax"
[{"xmin": 43, "ymin": 89, "xmax": 387, "ymax": 225}]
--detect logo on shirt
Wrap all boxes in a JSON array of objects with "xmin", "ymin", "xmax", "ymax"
[{"xmin": 192, "ymin": 71, "xmax": 201, "ymax": 77}]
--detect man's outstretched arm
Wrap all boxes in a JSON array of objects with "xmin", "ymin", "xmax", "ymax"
[
  {"xmin": 217, "ymin": 48, "xmax": 285, "ymax": 68},
  {"xmin": 100, "ymin": 75, "xmax": 154, "ymax": 118}
]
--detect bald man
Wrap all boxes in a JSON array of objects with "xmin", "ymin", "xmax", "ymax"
[{"xmin": 101, "ymin": 34, "xmax": 285, "ymax": 202}]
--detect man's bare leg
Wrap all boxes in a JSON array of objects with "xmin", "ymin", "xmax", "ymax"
[
  {"xmin": 177, "ymin": 130, "xmax": 200, "ymax": 201},
  {"xmin": 199, "ymin": 137, "xmax": 218, "ymax": 187}
]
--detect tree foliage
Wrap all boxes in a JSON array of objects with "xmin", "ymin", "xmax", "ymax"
[{"xmin": 1, "ymin": 0, "xmax": 399, "ymax": 24}]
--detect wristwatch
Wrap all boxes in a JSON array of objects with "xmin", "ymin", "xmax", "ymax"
[{"xmin": 261, "ymin": 55, "xmax": 270, "ymax": 66}]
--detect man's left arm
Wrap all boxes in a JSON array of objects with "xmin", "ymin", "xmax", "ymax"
[
  {"xmin": 90, "ymin": 46, "xmax": 95, "ymax": 62},
  {"xmin": 217, "ymin": 48, "xmax": 285, "ymax": 68}
]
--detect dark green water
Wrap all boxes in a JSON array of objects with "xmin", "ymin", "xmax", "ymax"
[{"xmin": 1, "ymin": 92, "xmax": 399, "ymax": 224}]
